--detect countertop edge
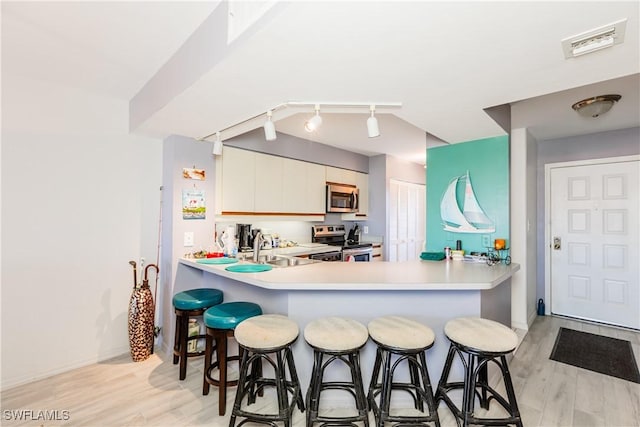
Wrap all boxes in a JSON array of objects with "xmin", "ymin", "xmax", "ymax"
[{"xmin": 179, "ymin": 258, "xmax": 519, "ymax": 291}]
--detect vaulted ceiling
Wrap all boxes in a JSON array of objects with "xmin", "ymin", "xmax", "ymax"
[{"xmin": 3, "ymin": 2, "xmax": 639, "ymax": 165}]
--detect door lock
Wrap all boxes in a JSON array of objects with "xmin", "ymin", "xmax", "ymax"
[{"xmin": 553, "ymin": 237, "xmax": 561, "ymax": 250}]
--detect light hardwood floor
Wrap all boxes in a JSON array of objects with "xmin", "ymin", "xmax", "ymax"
[{"xmin": 2, "ymin": 315, "xmax": 639, "ymax": 426}]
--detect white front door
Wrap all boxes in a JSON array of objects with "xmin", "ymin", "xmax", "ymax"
[{"xmin": 549, "ymin": 157, "xmax": 639, "ymax": 329}]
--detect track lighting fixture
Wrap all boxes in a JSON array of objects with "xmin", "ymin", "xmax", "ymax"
[
  {"xmin": 212, "ymin": 132, "xmax": 223, "ymax": 156},
  {"xmin": 264, "ymin": 110, "xmax": 277, "ymax": 141},
  {"xmin": 198, "ymin": 101, "xmax": 402, "ymax": 150},
  {"xmin": 304, "ymin": 105, "xmax": 323, "ymax": 132},
  {"xmin": 367, "ymin": 105, "xmax": 380, "ymax": 138}
]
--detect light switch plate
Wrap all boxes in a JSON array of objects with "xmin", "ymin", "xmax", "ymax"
[
  {"xmin": 184, "ymin": 232, "xmax": 195, "ymax": 247},
  {"xmin": 482, "ymin": 235, "xmax": 491, "ymax": 248}
]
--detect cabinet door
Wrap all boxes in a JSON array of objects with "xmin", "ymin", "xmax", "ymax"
[
  {"xmin": 221, "ymin": 147, "xmax": 255, "ymax": 212},
  {"xmin": 254, "ymin": 152, "xmax": 283, "ymax": 212},
  {"xmin": 307, "ymin": 163, "xmax": 327, "ymax": 213},
  {"xmin": 282, "ymin": 158, "xmax": 306, "ymax": 213},
  {"xmin": 326, "ymin": 166, "xmax": 356, "ymax": 185},
  {"xmin": 282, "ymin": 160, "xmax": 326, "ymax": 214},
  {"xmin": 355, "ymin": 172, "xmax": 368, "ymax": 215}
]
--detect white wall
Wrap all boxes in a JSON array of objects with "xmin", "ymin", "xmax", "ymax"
[
  {"xmin": 510, "ymin": 128, "xmax": 538, "ymax": 331},
  {"xmin": 1, "ymin": 75, "xmax": 162, "ymax": 390}
]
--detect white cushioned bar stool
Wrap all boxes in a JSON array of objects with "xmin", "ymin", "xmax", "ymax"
[
  {"xmin": 367, "ymin": 316, "xmax": 440, "ymax": 427},
  {"xmin": 304, "ymin": 316, "xmax": 370, "ymax": 427},
  {"xmin": 230, "ymin": 314, "xmax": 305, "ymax": 427},
  {"xmin": 435, "ymin": 317, "xmax": 522, "ymax": 427}
]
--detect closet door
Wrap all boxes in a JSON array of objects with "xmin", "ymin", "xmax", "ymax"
[{"xmin": 388, "ymin": 179, "xmax": 425, "ymax": 262}]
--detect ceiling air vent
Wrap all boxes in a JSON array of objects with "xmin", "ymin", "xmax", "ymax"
[{"xmin": 561, "ymin": 19, "xmax": 627, "ymax": 59}]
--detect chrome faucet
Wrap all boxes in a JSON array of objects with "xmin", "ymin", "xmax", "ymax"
[{"xmin": 252, "ymin": 231, "xmax": 263, "ymax": 263}]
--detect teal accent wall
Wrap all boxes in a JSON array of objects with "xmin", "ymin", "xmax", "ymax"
[{"xmin": 426, "ymin": 135, "xmax": 509, "ymax": 254}]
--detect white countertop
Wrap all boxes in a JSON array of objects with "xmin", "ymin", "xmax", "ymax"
[{"xmin": 179, "ymin": 257, "xmax": 520, "ymax": 291}]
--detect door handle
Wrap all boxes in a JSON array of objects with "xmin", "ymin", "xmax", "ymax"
[{"xmin": 553, "ymin": 237, "xmax": 561, "ymax": 250}]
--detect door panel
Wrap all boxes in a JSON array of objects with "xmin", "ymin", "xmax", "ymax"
[
  {"xmin": 550, "ymin": 160, "xmax": 639, "ymax": 329},
  {"xmin": 388, "ymin": 179, "xmax": 425, "ymax": 262}
]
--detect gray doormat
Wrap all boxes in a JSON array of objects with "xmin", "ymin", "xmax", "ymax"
[{"xmin": 549, "ymin": 327, "xmax": 640, "ymax": 383}]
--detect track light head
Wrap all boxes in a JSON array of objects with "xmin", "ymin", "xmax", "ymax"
[
  {"xmin": 367, "ymin": 105, "xmax": 380, "ymax": 138},
  {"xmin": 212, "ymin": 132, "xmax": 223, "ymax": 156},
  {"xmin": 264, "ymin": 110, "xmax": 277, "ymax": 141},
  {"xmin": 304, "ymin": 105, "xmax": 322, "ymax": 132}
]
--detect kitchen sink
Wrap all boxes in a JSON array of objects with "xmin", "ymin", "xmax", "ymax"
[{"xmin": 256, "ymin": 254, "xmax": 321, "ymax": 268}]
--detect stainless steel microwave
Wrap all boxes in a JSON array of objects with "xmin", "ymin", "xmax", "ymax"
[{"xmin": 326, "ymin": 183, "xmax": 359, "ymax": 213}]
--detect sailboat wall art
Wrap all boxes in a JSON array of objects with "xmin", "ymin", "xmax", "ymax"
[{"xmin": 440, "ymin": 171, "xmax": 495, "ymax": 234}]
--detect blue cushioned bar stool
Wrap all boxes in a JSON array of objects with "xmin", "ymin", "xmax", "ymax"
[
  {"xmin": 435, "ymin": 317, "xmax": 522, "ymax": 427},
  {"xmin": 304, "ymin": 316, "xmax": 370, "ymax": 427},
  {"xmin": 172, "ymin": 288, "xmax": 223, "ymax": 380},
  {"xmin": 230, "ymin": 314, "xmax": 305, "ymax": 427},
  {"xmin": 202, "ymin": 301, "xmax": 262, "ymax": 416},
  {"xmin": 367, "ymin": 316, "xmax": 440, "ymax": 427}
]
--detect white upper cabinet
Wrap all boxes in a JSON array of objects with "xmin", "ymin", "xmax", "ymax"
[
  {"xmin": 355, "ymin": 172, "xmax": 368, "ymax": 216},
  {"xmin": 220, "ymin": 147, "xmax": 255, "ymax": 213},
  {"xmin": 254, "ymin": 152, "xmax": 283, "ymax": 212},
  {"xmin": 218, "ymin": 147, "xmax": 329, "ymax": 216},
  {"xmin": 282, "ymin": 159, "xmax": 326, "ymax": 214},
  {"xmin": 326, "ymin": 166, "xmax": 357, "ymax": 185}
]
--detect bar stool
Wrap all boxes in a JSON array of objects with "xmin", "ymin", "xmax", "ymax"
[
  {"xmin": 172, "ymin": 288, "xmax": 223, "ymax": 380},
  {"xmin": 230, "ymin": 314, "xmax": 305, "ymax": 427},
  {"xmin": 435, "ymin": 317, "xmax": 522, "ymax": 427},
  {"xmin": 367, "ymin": 316, "xmax": 440, "ymax": 427},
  {"xmin": 304, "ymin": 316, "xmax": 370, "ymax": 427},
  {"xmin": 203, "ymin": 301, "xmax": 263, "ymax": 416}
]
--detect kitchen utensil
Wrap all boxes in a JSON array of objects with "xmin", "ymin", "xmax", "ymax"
[{"xmin": 237, "ymin": 224, "xmax": 252, "ymax": 250}]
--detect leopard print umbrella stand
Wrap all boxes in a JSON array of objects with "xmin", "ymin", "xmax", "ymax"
[{"xmin": 128, "ymin": 263, "xmax": 158, "ymax": 362}]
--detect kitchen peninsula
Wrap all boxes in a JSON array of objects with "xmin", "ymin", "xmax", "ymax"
[{"xmin": 175, "ymin": 256, "xmax": 519, "ymax": 397}]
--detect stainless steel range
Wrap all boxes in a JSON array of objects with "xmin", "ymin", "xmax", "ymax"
[{"xmin": 311, "ymin": 224, "xmax": 373, "ymax": 262}]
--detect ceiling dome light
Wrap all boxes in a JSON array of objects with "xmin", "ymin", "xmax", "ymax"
[
  {"xmin": 367, "ymin": 105, "xmax": 380, "ymax": 138},
  {"xmin": 212, "ymin": 132, "xmax": 223, "ymax": 156},
  {"xmin": 264, "ymin": 110, "xmax": 277, "ymax": 141},
  {"xmin": 572, "ymin": 94, "xmax": 621, "ymax": 118},
  {"xmin": 304, "ymin": 105, "xmax": 322, "ymax": 132}
]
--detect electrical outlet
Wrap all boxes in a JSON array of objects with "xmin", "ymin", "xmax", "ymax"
[
  {"xmin": 363, "ymin": 226, "xmax": 369, "ymax": 234},
  {"xmin": 482, "ymin": 235, "xmax": 491, "ymax": 248},
  {"xmin": 184, "ymin": 232, "xmax": 195, "ymax": 247}
]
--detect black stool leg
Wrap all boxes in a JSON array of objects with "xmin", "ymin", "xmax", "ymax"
[
  {"xmin": 178, "ymin": 312, "xmax": 189, "ymax": 380},
  {"xmin": 368, "ymin": 346, "xmax": 383, "ymax": 410},
  {"xmin": 477, "ymin": 356, "xmax": 490, "ymax": 410},
  {"xmin": 173, "ymin": 311, "xmax": 182, "ymax": 365},
  {"xmin": 415, "ymin": 351, "xmax": 440, "ymax": 426},
  {"xmin": 500, "ymin": 355, "xmax": 523, "ymax": 427},
  {"xmin": 216, "ymin": 328, "xmax": 228, "ymax": 416},
  {"xmin": 408, "ymin": 354, "xmax": 424, "ymax": 411},
  {"xmin": 285, "ymin": 346, "xmax": 304, "ymax": 412},
  {"xmin": 203, "ymin": 331, "xmax": 214, "ymax": 395},
  {"xmin": 229, "ymin": 349, "xmax": 250, "ymax": 427},
  {"xmin": 306, "ymin": 349, "xmax": 322, "ymax": 426},
  {"xmin": 349, "ymin": 351, "xmax": 370, "ymax": 427}
]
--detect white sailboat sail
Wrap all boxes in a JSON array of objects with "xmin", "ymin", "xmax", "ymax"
[
  {"xmin": 463, "ymin": 171, "xmax": 494, "ymax": 227},
  {"xmin": 440, "ymin": 177, "xmax": 475, "ymax": 231},
  {"xmin": 440, "ymin": 171, "xmax": 495, "ymax": 234}
]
